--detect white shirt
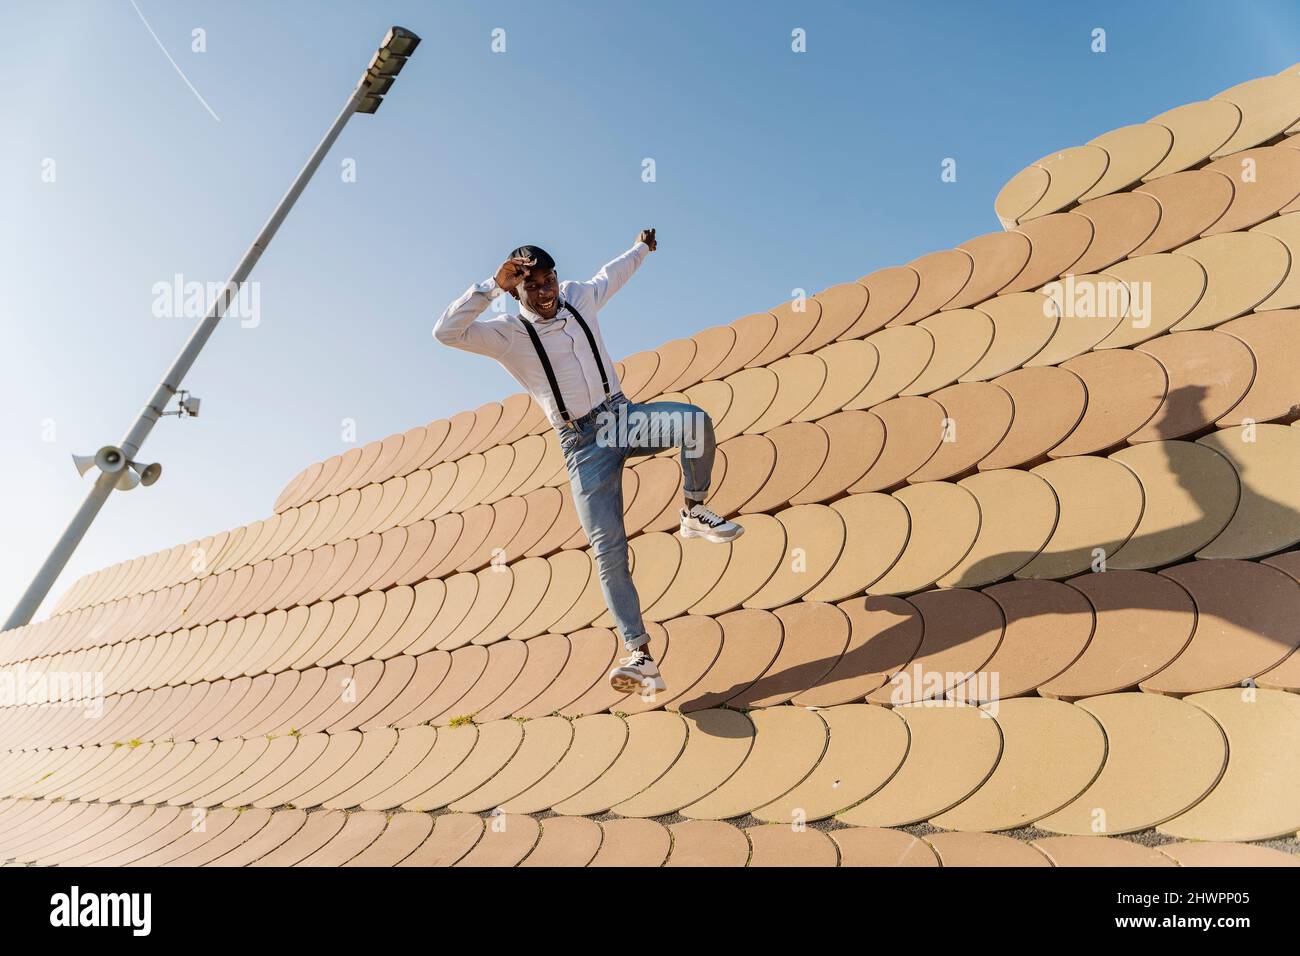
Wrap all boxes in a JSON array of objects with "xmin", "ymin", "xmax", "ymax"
[{"xmin": 434, "ymin": 241, "xmax": 648, "ymax": 428}]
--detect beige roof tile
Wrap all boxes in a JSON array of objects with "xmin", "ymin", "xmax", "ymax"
[
  {"xmin": 680, "ymin": 706, "xmax": 826, "ymax": 820},
  {"xmin": 849, "ymin": 396, "xmax": 947, "ymax": 491},
  {"xmin": 1031, "ymin": 835, "xmax": 1174, "ymax": 866},
  {"xmin": 198, "ymin": 807, "xmax": 308, "ymax": 867},
  {"xmin": 1094, "ymin": 253, "xmax": 1207, "ymax": 348},
  {"xmin": 343, "ymin": 811, "xmax": 434, "ymax": 866},
  {"xmin": 448, "ymin": 715, "xmax": 573, "ymax": 812},
  {"xmin": 909, "ymin": 385, "xmax": 1008, "ymax": 481},
  {"xmin": 398, "ymin": 720, "xmax": 519, "ymax": 812},
  {"xmin": 744, "ymin": 506, "xmax": 844, "ymax": 609},
  {"xmin": 613, "ymin": 708, "xmax": 753, "ymax": 817},
  {"xmin": 1171, "ymin": 233, "xmax": 1289, "ymax": 330},
  {"xmin": 746, "ymin": 824, "xmax": 838, "ymax": 866},
  {"xmin": 753, "ymin": 703, "xmax": 909, "ymax": 821},
  {"xmin": 590, "ymin": 818, "xmax": 672, "ymax": 866},
  {"xmin": 1204, "ymin": 146, "xmax": 1300, "ymax": 233},
  {"xmin": 939, "ymin": 469, "xmax": 1058, "ymax": 587},
  {"xmin": 1249, "ymin": 214, "xmax": 1300, "ymax": 308},
  {"xmin": 1159, "ymin": 840, "xmax": 1300, "ymax": 867},
  {"xmin": 356, "ymin": 723, "xmax": 478, "ymax": 816},
  {"xmin": 519, "ymin": 815, "xmax": 603, "ymax": 866},
  {"xmin": 624, "ymin": 616, "xmax": 722, "ymax": 711},
  {"xmin": 831, "ymin": 826, "xmax": 939, "ymax": 866},
  {"xmin": 960, "ymin": 580, "xmax": 1094, "ymax": 699},
  {"xmin": 358, "ymin": 648, "xmax": 451, "ymax": 729},
  {"xmin": 429, "ymin": 410, "xmax": 478, "ymax": 466},
  {"xmin": 925, "ymin": 830, "xmax": 1052, "ymax": 867},
  {"xmin": 748, "ymin": 299, "xmax": 823, "ymax": 368},
  {"xmin": 836, "ymin": 703, "xmax": 1001, "ymax": 827},
  {"xmin": 889, "ymin": 250, "xmax": 974, "ymax": 326},
  {"xmin": 869, "ymin": 588, "xmax": 1002, "ymax": 705},
  {"xmin": 1017, "ymin": 456, "xmax": 1143, "ymax": 579},
  {"xmin": 738, "ymin": 602, "xmax": 851, "ymax": 706},
  {"xmin": 639, "ymin": 338, "xmax": 698, "ymax": 400},
  {"xmin": 459, "ymin": 403, "xmax": 504, "ymax": 463},
  {"xmin": 394, "ymin": 812, "xmax": 483, "ymax": 866},
  {"xmin": 664, "ymin": 819, "xmax": 750, "ymax": 867},
  {"xmin": 1021, "ymin": 146, "xmax": 1109, "ymax": 220},
  {"xmin": 746, "ymin": 355, "xmax": 826, "ymax": 433},
  {"xmin": 1197, "ymin": 424, "xmax": 1300, "ymax": 558},
  {"xmin": 673, "ymin": 325, "xmax": 735, "ymax": 390},
  {"xmin": 551, "ymin": 711, "xmax": 686, "ymax": 815},
  {"xmin": 495, "ymin": 630, "xmax": 592, "ymax": 718},
  {"xmin": 794, "ymin": 283, "xmax": 869, "ymax": 353},
  {"xmin": 716, "ymin": 367, "xmax": 778, "ymax": 438},
  {"xmin": 1132, "ymin": 170, "xmax": 1235, "ymax": 255},
  {"xmin": 454, "ymin": 813, "xmax": 540, "ymax": 866},
  {"xmin": 841, "ymin": 267, "xmax": 919, "ymax": 338},
  {"xmin": 676, "ymin": 608, "xmax": 783, "ymax": 712},
  {"xmin": 618, "ymin": 350, "xmax": 660, "ymax": 401},
  {"xmin": 1053, "ymin": 349, "xmax": 1166, "ymax": 456},
  {"xmin": 1036, "ymin": 692, "xmax": 1225, "ymax": 835},
  {"xmin": 795, "ymin": 343, "xmax": 879, "ymax": 425},
  {"xmin": 644, "ymin": 537, "xmax": 731, "ymax": 621},
  {"xmin": 710, "ymin": 313, "xmax": 776, "ymax": 379},
  {"xmin": 796, "ymin": 595, "xmax": 922, "ymax": 704},
  {"xmin": 845, "ymin": 326, "xmax": 933, "ymax": 406},
  {"xmin": 1081, "ymin": 123, "xmax": 1173, "ymax": 200},
  {"xmin": 430, "ymin": 640, "xmax": 526, "ymax": 721},
  {"xmin": 1211, "ymin": 74, "xmax": 1300, "ymax": 155},
  {"xmin": 868, "ymin": 482, "xmax": 980, "ymax": 594},
  {"xmin": 799, "ymin": 492, "xmax": 906, "ymax": 602},
  {"xmin": 1041, "ymin": 569, "xmax": 1193, "ymax": 700},
  {"xmin": 324, "ymin": 725, "xmax": 439, "ymax": 809},
  {"xmin": 689, "ymin": 513, "xmax": 784, "ymax": 616},
  {"xmin": 1145, "ymin": 559, "xmax": 1300, "ymax": 694},
  {"xmin": 1002, "ymin": 214, "xmax": 1092, "ymax": 292},
  {"xmin": 963, "ymin": 293, "xmax": 1059, "ymax": 381},
  {"xmin": 793, "ymin": 413, "xmax": 886, "ymax": 506},
  {"xmin": 931, "ymin": 698, "xmax": 1105, "ymax": 831},
  {"xmin": 994, "ymin": 165, "xmax": 1050, "ymax": 228},
  {"xmin": 295, "ymin": 810, "xmax": 389, "ymax": 866},
  {"xmin": 950, "ymin": 232, "xmax": 1032, "ymax": 307},
  {"xmin": 1145, "ymin": 100, "xmax": 1242, "ymax": 179},
  {"xmin": 1106, "ymin": 441, "xmax": 1239, "ymax": 569},
  {"xmin": 905, "ymin": 310, "xmax": 995, "ymax": 394}
]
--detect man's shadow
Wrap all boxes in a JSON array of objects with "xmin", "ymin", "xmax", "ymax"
[{"xmin": 668, "ymin": 382, "xmax": 1300, "ymax": 725}]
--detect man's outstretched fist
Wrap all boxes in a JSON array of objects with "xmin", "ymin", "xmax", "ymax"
[{"xmin": 638, "ymin": 228, "xmax": 657, "ymax": 252}]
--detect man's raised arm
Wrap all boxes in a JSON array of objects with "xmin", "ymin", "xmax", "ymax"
[
  {"xmin": 433, "ymin": 257, "xmax": 534, "ymax": 357},
  {"xmin": 577, "ymin": 228, "xmax": 657, "ymax": 312}
]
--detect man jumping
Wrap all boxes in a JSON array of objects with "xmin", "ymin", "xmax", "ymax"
[{"xmin": 434, "ymin": 229, "xmax": 744, "ymax": 694}]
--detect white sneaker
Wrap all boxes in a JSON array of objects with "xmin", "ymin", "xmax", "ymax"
[
  {"xmin": 679, "ymin": 503, "xmax": 745, "ymax": 543},
  {"xmin": 609, "ymin": 649, "xmax": 666, "ymax": 695}
]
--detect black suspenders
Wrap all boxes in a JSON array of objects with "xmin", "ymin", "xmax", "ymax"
[{"xmin": 519, "ymin": 298, "xmax": 611, "ymax": 425}]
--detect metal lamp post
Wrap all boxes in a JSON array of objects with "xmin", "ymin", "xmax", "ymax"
[{"xmin": 2, "ymin": 26, "xmax": 422, "ymax": 631}]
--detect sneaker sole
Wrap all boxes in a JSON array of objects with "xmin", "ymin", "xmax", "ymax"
[
  {"xmin": 609, "ymin": 670, "xmax": 666, "ymax": 694},
  {"xmin": 679, "ymin": 524, "xmax": 745, "ymax": 544}
]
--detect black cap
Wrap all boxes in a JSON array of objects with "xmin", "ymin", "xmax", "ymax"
[{"xmin": 509, "ymin": 245, "xmax": 556, "ymax": 271}]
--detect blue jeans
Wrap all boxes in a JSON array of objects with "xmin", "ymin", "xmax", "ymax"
[{"xmin": 559, "ymin": 392, "xmax": 716, "ymax": 652}]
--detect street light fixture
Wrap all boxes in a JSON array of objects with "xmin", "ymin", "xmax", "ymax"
[{"xmin": 3, "ymin": 25, "xmax": 422, "ymax": 631}]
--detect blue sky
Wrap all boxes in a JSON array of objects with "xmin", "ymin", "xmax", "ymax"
[{"xmin": 3, "ymin": 0, "xmax": 1299, "ymax": 622}]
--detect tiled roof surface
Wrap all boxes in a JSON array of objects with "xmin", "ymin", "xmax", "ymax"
[{"xmin": 4, "ymin": 66, "xmax": 1300, "ymax": 866}]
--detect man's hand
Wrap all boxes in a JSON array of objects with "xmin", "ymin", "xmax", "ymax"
[
  {"xmin": 638, "ymin": 228, "xmax": 657, "ymax": 252},
  {"xmin": 495, "ymin": 254, "xmax": 536, "ymax": 293}
]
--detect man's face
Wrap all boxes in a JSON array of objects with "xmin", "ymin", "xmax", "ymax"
[{"xmin": 517, "ymin": 266, "xmax": 560, "ymax": 319}]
